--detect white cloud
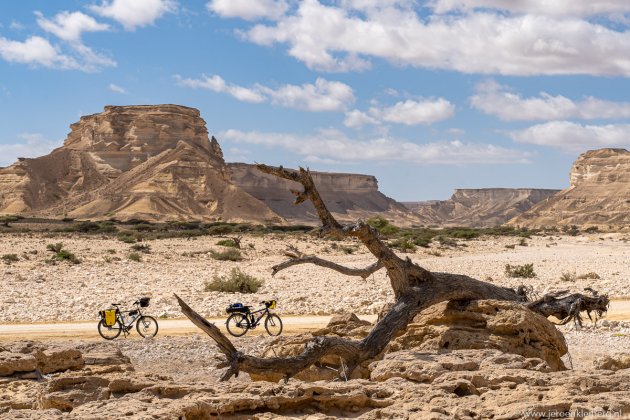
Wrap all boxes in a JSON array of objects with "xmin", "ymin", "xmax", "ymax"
[
  {"xmin": 372, "ymin": 98, "xmax": 455, "ymax": 125},
  {"xmin": 241, "ymin": 1, "xmax": 630, "ymax": 75},
  {"xmin": 258, "ymin": 78, "xmax": 355, "ymax": 111},
  {"xmin": 221, "ymin": 128, "xmax": 531, "ymax": 164},
  {"xmin": 0, "ymin": 133, "xmax": 61, "ymax": 167},
  {"xmin": 509, "ymin": 121, "xmax": 630, "ymax": 152},
  {"xmin": 471, "ymin": 81, "xmax": 630, "ymax": 121},
  {"xmin": 91, "ymin": 0, "xmax": 177, "ymax": 30},
  {"xmin": 344, "ymin": 109, "xmax": 379, "ymax": 128},
  {"xmin": 109, "ymin": 83, "xmax": 127, "ymax": 93},
  {"xmin": 175, "ymin": 74, "xmax": 265, "ymax": 103},
  {"xmin": 36, "ymin": 11, "xmax": 109, "ymax": 42},
  {"xmin": 0, "ymin": 36, "xmax": 79, "ymax": 69},
  {"xmin": 429, "ymin": 0, "xmax": 630, "ymax": 18},
  {"xmin": 9, "ymin": 20, "xmax": 25, "ymax": 30},
  {"xmin": 345, "ymin": 98, "xmax": 455, "ymax": 128},
  {"xmin": 176, "ymin": 74, "xmax": 355, "ymax": 112},
  {"xmin": 207, "ymin": 0, "xmax": 288, "ymax": 21}
]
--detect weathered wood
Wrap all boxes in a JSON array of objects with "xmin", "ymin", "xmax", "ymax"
[
  {"xmin": 272, "ymin": 256, "xmax": 383, "ymax": 279},
  {"xmin": 175, "ymin": 163, "xmax": 609, "ymax": 382}
]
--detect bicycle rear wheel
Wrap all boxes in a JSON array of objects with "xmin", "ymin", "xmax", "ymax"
[
  {"xmin": 136, "ymin": 316, "xmax": 158, "ymax": 338},
  {"xmin": 226, "ymin": 313, "xmax": 250, "ymax": 337},
  {"xmin": 264, "ymin": 314, "xmax": 283, "ymax": 336},
  {"xmin": 98, "ymin": 319, "xmax": 122, "ymax": 340}
]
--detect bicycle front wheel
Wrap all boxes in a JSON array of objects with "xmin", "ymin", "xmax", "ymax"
[
  {"xmin": 264, "ymin": 314, "xmax": 283, "ymax": 336},
  {"xmin": 98, "ymin": 319, "xmax": 122, "ymax": 340},
  {"xmin": 226, "ymin": 313, "xmax": 250, "ymax": 337},
  {"xmin": 136, "ymin": 316, "xmax": 158, "ymax": 338}
]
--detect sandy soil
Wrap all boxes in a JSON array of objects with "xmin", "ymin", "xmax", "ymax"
[{"xmin": 0, "ymin": 232, "xmax": 629, "ymax": 324}]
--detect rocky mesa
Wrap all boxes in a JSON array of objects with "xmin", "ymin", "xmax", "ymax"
[
  {"xmin": 508, "ymin": 148, "xmax": 630, "ymax": 228},
  {"xmin": 229, "ymin": 163, "xmax": 416, "ymax": 224},
  {"xmin": 0, "ymin": 105, "xmax": 415, "ymax": 224},
  {"xmin": 405, "ymin": 188, "xmax": 559, "ymax": 227}
]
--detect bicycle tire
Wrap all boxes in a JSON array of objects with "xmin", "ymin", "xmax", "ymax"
[
  {"xmin": 226, "ymin": 313, "xmax": 250, "ymax": 337},
  {"xmin": 264, "ymin": 314, "xmax": 283, "ymax": 336},
  {"xmin": 136, "ymin": 316, "xmax": 159, "ymax": 338},
  {"xmin": 98, "ymin": 319, "xmax": 122, "ymax": 340}
]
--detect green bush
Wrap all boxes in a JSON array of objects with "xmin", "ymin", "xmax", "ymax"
[
  {"xmin": 204, "ymin": 268, "xmax": 263, "ymax": 293},
  {"xmin": 216, "ymin": 239, "xmax": 239, "ymax": 248},
  {"xmin": 2, "ymin": 254, "xmax": 19, "ymax": 264},
  {"xmin": 128, "ymin": 252, "xmax": 142, "ymax": 262},
  {"xmin": 210, "ymin": 248, "xmax": 243, "ymax": 261},
  {"xmin": 367, "ymin": 217, "xmax": 399, "ymax": 235},
  {"xmin": 52, "ymin": 249, "xmax": 81, "ymax": 265},
  {"xmin": 560, "ymin": 271, "xmax": 576, "ymax": 282},
  {"xmin": 131, "ymin": 244, "xmax": 151, "ymax": 254},
  {"xmin": 46, "ymin": 243, "xmax": 64, "ymax": 253},
  {"xmin": 444, "ymin": 228, "xmax": 480, "ymax": 240},
  {"xmin": 505, "ymin": 263, "xmax": 536, "ymax": 278},
  {"xmin": 390, "ymin": 238, "xmax": 417, "ymax": 253}
]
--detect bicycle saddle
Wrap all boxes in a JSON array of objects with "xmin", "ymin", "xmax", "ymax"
[{"xmin": 111, "ymin": 303, "xmax": 121, "ymax": 306}]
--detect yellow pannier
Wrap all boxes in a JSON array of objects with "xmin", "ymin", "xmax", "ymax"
[
  {"xmin": 265, "ymin": 300, "xmax": 277, "ymax": 309},
  {"xmin": 103, "ymin": 309, "xmax": 117, "ymax": 327}
]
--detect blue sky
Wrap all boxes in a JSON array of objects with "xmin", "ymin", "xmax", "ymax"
[{"xmin": 2, "ymin": 1, "xmax": 630, "ymax": 200}]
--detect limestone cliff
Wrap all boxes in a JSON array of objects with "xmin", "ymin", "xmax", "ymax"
[
  {"xmin": 0, "ymin": 105, "xmax": 416, "ymax": 224},
  {"xmin": 0, "ymin": 105, "xmax": 280, "ymax": 222},
  {"xmin": 404, "ymin": 188, "xmax": 559, "ymax": 227},
  {"xmin": 228, "ymin": 163, "xmax": 417, "ymax": 224},
  {"xmin": 509, "ymin": 148, "xmax": 630, "ymax": 228}
]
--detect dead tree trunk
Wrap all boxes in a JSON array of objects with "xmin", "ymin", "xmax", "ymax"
[{"xmin": 176, "ymin": 165, "xmax": 609, "ymax": 382}]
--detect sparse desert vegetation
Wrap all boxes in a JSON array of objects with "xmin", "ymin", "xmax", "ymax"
[{"xmin": 204, "ymin": 268, "xmax": 263, "ymax": 293}]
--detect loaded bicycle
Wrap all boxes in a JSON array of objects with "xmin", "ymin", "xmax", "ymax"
[
  {"xmin": 98, "ymin": 297, "xmax": 158, "ymax": 340},
  {"xmin": 225, "ymin": 300, "xmax": 282, "ymax": 337}
]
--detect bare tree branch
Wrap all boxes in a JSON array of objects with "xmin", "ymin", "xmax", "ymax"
[{"xmin": 272, "ymin": 256, "xmax": 384, "ymax": 279}]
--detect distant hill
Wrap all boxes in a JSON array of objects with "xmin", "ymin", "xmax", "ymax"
[
  {"xmin": 508, "ymin": 148, "xmax": 630, "ymax": 229},
  {"xmin": 0, "ymin": 104, "xmax": 417, "ymax": 224},
  {"xmin": 403, "ymin": 188, "xmax": 560, "ymax": 228}
]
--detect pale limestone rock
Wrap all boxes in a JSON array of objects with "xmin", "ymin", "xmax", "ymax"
[
  {"xmin": 405, "ymin": 188, "xmax": 559, "ymax": 228},
  {"xmin": 509, "ymin": 148, "xmax": 630, "ymax": 228},
  {"xmin": 386, "ymin": 299, "xmax": 567, "ymax": 371}
]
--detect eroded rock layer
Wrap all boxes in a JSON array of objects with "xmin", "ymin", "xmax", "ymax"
[
  {"xmin": 0, "ymin": 105, "xmax": 417, "ymax": 224},
  {"xmin": 405, "ymin": 188, "xmax": 559, "ymax": 227},
  {"xmin": 229, "ymin": 163, "xmax": 416, "ymax": 224},
  {"xmin": 509, "ymin": 148, "xmax": 630, "ymax": 228}
]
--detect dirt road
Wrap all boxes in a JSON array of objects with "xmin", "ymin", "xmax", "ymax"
[
  {"xmin": 0, "ymin": 314, "xmax": 378, "ymax": 342},
  {"xmin": 1, "ymin": 300, "xmax": 628, "ymax": 342}
]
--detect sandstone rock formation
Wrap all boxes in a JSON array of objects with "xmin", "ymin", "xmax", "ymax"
[
  {"xmin": 248, "ymin": 299, "xmax": 567, "ymax": 383},
  {"xmin": 3, "ymin": 339, "xmax": 629, "ymax": 419},
  {"xmin": 404, "ymin": 188, "xmax": 559, "ymax": 227},
  {"xmin": 509, "ymin": 148, "xmax": 630, "ymax": 228},
  {"xmin": 229, "ymin": 163, "xmax": 417, "ymax": 224},
  {"xmin": 0, "ymin": 105, "xmax": 417, "ymax": 224},
  {"xmin": 0, "ymin": 105, "xmax": 280, "ymax": 223}
]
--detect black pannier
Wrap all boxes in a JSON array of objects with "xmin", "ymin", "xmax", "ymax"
[
  {"xmin": 139, "ymin": 297, "xmax": 150, "ymax": 307},
  {"xmin": 226, "ymin": 303, "xmax": 248, "ymax": 314}
]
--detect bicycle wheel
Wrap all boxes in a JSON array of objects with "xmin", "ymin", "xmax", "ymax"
[
  {"xmin": 226, "ymin": 313, "xmax": 250, "ymax": 337},
  {"xmin": 264, "ymin": 314, "xmax": 283, "ymax": 336},
  {"xmin": 136, "ymin": 316, "xmax": 158, "ymax": 338},
  {"xmin": 98, "ymin": 319, "xmax": 122, "ymax": 340}
]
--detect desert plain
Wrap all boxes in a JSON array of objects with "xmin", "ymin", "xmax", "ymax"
[{"xmin": 1, "ymin": 227, "xmax": 630, "ymax": 418}]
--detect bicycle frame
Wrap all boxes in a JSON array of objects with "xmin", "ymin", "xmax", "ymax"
[
  {"xmin": 246, "ymin": 307, "xmax": 270, "ymax": 327},
  {"xmin": 111, "ymin": 303, "xmax": 145, "ymax": 332}
]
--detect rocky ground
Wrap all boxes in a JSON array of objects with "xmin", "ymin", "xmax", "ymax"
[
  {"xmin": 2, "ymin": 230, "xmax": 630, "ymax": 418},
  {"xmin": 2, "ymin": 308, "xmax": 630, "ymax": 419},
  {"xmin": 0, "ymin": 231, "xmax": 629, "ymax": 323}
]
